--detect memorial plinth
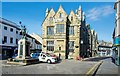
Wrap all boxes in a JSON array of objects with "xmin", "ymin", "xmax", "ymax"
[{"xmin": 7, "ymin": 24, "xmax": 39, "ymax": 65}]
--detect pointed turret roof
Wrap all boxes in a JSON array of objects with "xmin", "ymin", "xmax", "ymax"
[
  {"xmin": 78, "ymin": 5, "xmax": 82, "ymax": 10},
  {"xmin": 70, "ymin": 10, "xmax": 75, "ymax": 15},
  {"xmin": 46, "ymin": 8, "xmax": 48, "ymax": 12}
]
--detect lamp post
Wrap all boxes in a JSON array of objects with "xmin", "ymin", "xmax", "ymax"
[
  {"xmin": 43, "ymin": 45, "xmax": 46, "ymax": 52},
  {"xmin": 58, "ymin": 45, "xmax": 61, "ymax": 60},
  {"xmin": 80, "ymin": 40, "xmax": 83, "ymax": 58}
]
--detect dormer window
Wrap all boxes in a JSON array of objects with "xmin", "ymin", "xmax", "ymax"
[
  {"xmin": 71, "ymin": 16, "xmax": 73, "ymax": 21},
  {"xmin": 59, "ymin": 13, "xmax": 62, "ymax": 18},
  {"xmin": 49, "ymin": 17, "xmax": 53, "ymax": 21}
]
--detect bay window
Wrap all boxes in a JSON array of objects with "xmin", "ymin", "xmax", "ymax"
[{"xmin": 56, "ymin": 24, "xmax": 64, "ymax": 33}]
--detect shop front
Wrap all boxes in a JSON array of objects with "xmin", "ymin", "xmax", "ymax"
[
  {"xmin": 113, "ymin": 37, "xmax": 120, "ymax": 66},
  {"xmin": 1, "ymin": 45, "xmax": 17, "ymax": 59}
]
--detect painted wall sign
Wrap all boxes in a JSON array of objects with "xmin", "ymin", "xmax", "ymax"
[{"xmin": 114, "ymin": 37, "xmax": 120, "ymax": 45}]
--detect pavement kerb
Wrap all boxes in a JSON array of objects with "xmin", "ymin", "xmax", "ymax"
[
  {"xmin": 80, "ymin": 56, "xmax": 97, "ymax": 61},
  {"xmin": 85, "ymin": 60, "xmax": 103, "ymax": 76},
  {"xmin": 81, "ymin": 56, "xmax": 111, "ymax": 61}
]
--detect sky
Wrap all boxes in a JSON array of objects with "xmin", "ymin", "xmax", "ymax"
[
  {"xmin": 1, "ymin": 0, "xmax": 116, "ymax": 2},
  {"xmin": 2, "ymin": 2, "xmax": 115, "ymax": 42}
]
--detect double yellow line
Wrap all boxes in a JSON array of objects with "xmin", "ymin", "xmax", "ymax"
[{"xmin": 85, "ymin": 61, "xmax": 103, "ymax": 76}]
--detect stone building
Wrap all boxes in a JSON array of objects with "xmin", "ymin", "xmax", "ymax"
[
  {"xmin": 98, "ymin": 40, "xmax": 112, "ymax": 57},
  {"xmin": 86, "ymin": 24, "xmax": 92, "ymax": 57},
  {"xmin": 42, "ymin": 5, "xmax": 90, "ymax": 59},
  {"xmin": 91, "ymin": 30, "xmax": 98, "ymax": 56}
]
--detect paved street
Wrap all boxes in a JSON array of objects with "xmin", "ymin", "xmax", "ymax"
[
  {"xmin": 2, "ymin": 60, "xmax": 98, "ymax": 74},
  {"xmin": 1, "ymin": 57, "xmax": 119, "ymax": 75},
  {"xmin": 96, "ymin": 58, "xmax": 118, "ymax": 74},
  {"xmin": 84, "ymin": 57, "xmax": 119, "ymax": 75}
]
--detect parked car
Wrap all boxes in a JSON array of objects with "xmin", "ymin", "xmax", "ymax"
[
  {"xmin": 30, "ymin": 53, "xmax": 40, "ymax": 59},
  {"xmin": 46, "ymin": 53, "xmax": 60, "ymax": 61},
  {"xmin": 38, "ymin": 52, "xmax": 58, "ymax": 64}
]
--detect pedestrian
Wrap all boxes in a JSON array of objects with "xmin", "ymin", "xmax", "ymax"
[{"xmin": 59, "ymin": 53, "xmax": 61, "ymax": 60}]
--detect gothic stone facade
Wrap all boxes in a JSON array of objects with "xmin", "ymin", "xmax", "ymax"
[{"xmin": 42, "ymin": 5, "xmax": 86, "ymax": 59}]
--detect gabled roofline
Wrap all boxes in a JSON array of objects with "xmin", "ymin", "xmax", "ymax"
[
  {"xmin": 41, "ymin": 8, "xmax": 55, "ymax": 26},
  {"xmin": 53, "ymin": 5, "xmax": 67, "ymax": 17},
  {"xmin": 68, "ymin": 10, "xmax": 80, "ymax": 23}
]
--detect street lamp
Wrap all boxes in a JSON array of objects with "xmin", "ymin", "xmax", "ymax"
[
  {"xmin": 43, "ymin": 45, "xmax": 46, "ymax": 52},
  {"xmin": 80, "ymin": 40, "xmax": 84, "ymax": 58},
  {"xmin": 81, "ymin": 40, "xmax": 83, "ymax": 44}
]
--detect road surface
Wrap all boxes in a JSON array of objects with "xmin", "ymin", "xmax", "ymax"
[
  {"xmin": 1, "ymin": 56, "xmax": 119, "ymax": 76},
  {"xmin": 84, "ymin": 56, "xmax": 119, "ymax": 75}
]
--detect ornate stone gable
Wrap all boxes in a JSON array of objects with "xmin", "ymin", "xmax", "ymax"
[
  {"xmin": 42, "ymin": 8, "xmax": 55, "ymax": 26},
  {"xmin": 68, "ymin": 10, "xmax": 80, "ymax": 25},
  {"xmin": 76, "ymin": 6, "xmax": 82, "ymax": 22},
  {"xmin": 42, "ymin": 8, "xmax": 55, "ymax": 37},
  {"xmin": 54, "ymin": 5, "xmax": 67, "ymax": 23}
]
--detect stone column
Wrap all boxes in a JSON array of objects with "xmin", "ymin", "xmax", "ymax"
[{"xmin": 22, "ymin": 39, "xmax": 26, "ymax": 59}]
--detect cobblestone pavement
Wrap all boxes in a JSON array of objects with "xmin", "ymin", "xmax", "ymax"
[{"xmin": 2, "ymin": 60, "xmax": 98, "ymax": 74}]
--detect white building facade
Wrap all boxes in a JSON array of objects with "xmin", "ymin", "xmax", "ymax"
[
  {"xmin": 0, "ymin": 18, "xmax": 21, "ymax": 59},
  {"xmin": 0, "ymin": 18, "xmax": 42, "ymax": 59}
]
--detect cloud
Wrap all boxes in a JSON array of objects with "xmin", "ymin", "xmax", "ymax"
[{"xmin": 86, "ymin": 5, "xmax": 114, "ymax": 21}]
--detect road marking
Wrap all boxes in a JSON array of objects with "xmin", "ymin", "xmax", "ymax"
[{"xmin": 85, "ymin": 60, "xmax": 103, "ymax": 76}]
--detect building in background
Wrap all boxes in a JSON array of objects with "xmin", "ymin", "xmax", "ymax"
[
  {"xmin": 42, "ymin": 5, "xmax": 95, "ymax": 59},
  {"xmin": 86, "ymin": 24, "xmax": 92, "ymax": 57},
  {"xmin": 91, "ymin": 29, "xmax": 98, "ymax": 57},
  {"xmin": 113, "ymin": 0, "xmax": 120, "ymax": 66},
  {"xmin": 98, "ymin": 40, "xmax": 112, "ymax": 57},
  {"xmin": 30, "ymin": 33, "xmax": 42, "ymax": 52},
  {"xmin": 0, "ymin": 18, "xmax": 21, "ymax": 59},
  {"xmin": 27, "ymin": 34, "xmax": 42, "ymax": 53}
]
